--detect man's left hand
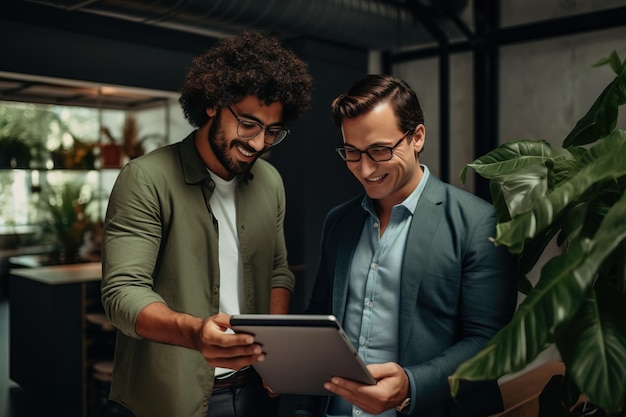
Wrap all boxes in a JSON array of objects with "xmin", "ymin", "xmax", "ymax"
[
  {"xmin": 323, "ymin": 362, "xmax": 410, "ymax": 415},
  {"xmin": 263, "ymin": 380, "xmax": 280, "ymax": 398}
]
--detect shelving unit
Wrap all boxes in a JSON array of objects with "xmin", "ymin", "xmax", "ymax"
[
  {"xmin": 8, "ymin": 262, "xmax": 102, "ymax": 417},
  {"xmin": 1, "ymin": 75, "xmax": 176, "ymax": 417},
  {"xmin": 0, "ymin": 75, "xmax": 174, "ymax": 261}
]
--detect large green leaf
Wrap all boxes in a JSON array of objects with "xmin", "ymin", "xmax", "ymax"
[
  {"xmin": 518, "ymin": 222, "xmax": 563, "ymax": 280},
  {"xmin": 460, "ymin": 140, "xmax": 573, "ymax": 183},
  {"xmin": 549, "ymin": 157, "xmax": 584, "ymax": 189},
  {"xmin": 563, "ymin": 53, "xmax": 626, "ymax": 147},
  {"xmin": 557, "ymin": 201, "xmax": 589, "ymax": 246},
  {"xmin": 593, "ymin": 50, "xmax": 626, "ymax": 74},
  {"xmin": 556, "ymin": 192, "xmax": 626, "ymax": 412},
  {"xmin": 493, "ymin": 131, "xmax": 626, "ymax": 253},
  {"xmin": 462, "ymin": 140, "xmax": 574, "ymax": 222},
  {"xmin": 491, "ymin": 163, "xmax": 549, "ymax": 218},
  {"xmin": 556, "ymin": 284, "xmax": 626, "ymax": 413},
  {"xmin": 449, "ymin": 188, "xmax": 626, "ymax": 397},
  {"xmin": 556, "ymin": 194, "xmax": 611, "ymax": 246},
  {"xmin": 449, "ymin": 240, "xmax": 589, "ymax": 394}
]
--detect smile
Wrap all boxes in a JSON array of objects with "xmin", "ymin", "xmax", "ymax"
[
  {"xmin": 237, "ymin": 144, "xmax": 256, "ymax": 157},
  {"xmin": 365, "ymin": 174, "xmax": 386, "ymax": 182}
]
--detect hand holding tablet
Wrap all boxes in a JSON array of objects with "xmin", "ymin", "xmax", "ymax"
[{"xmin": 230, "ymin": 314, "xmax": 376, "ymax": 395}]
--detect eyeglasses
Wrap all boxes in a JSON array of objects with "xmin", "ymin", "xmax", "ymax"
[
  {"xmin": 336, "ymin": 131, "xmax": 410, "ymax": 162},
  {"xmin": 226, "ymin": 106, "xmax": 290, "ymax": 146}
]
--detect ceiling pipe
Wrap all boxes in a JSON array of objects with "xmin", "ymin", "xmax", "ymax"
[{"xmin": 19, "ymin": 0, "xmax": 468, "ymax": 51}]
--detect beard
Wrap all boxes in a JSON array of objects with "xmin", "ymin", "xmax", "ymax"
[{"xmin": 207, "ymin": 113, "xmax": 260, "ymax": 177}]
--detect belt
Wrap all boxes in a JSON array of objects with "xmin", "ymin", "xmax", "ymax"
[{"xmin": 213, "ymin": 367, "xmax": 257, "ymax": 390}]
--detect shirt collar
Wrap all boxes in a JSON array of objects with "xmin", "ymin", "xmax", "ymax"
[{"xmin": 361, "ymin": 164, "xmax": 431, "ymax": 216}]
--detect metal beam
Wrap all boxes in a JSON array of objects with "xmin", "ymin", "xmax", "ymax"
[
  {"xmin": 404, "ymin": 0, "xmax": 451, "ymax": 182},
  {"xmin": 472, "ymin": 0, "xmax": 499, "ymax": 202},
  {"xmin": 388, "ymin": 6, "xmax": 626, "ymax": 64}
]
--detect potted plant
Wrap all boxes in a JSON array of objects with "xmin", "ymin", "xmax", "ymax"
[
  {"xmin": 0, "ymin": 134, "xmax": 32, "ymax": 169},
  {"xmin": 37, "ymin": 182, "xmax": 98, "ymax": 264},
  {"xmin": 449, "ymin": 51, "xmax": 626, "ymax": 416}
]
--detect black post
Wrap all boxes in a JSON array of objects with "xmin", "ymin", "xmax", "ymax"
[
  {"xmin": 473, "ymin": 0, "xmax": 499, "ymax": 202},
  {"xmin": 405, "ymin": 0, "xmax": 451, "ymax": 183}
]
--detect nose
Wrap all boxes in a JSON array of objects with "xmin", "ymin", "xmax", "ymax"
[
  {"xmin": 247, "ymin": 132, "xmax": 267, "ymax": 152},
  {"xmin": 355, "ymin": 155, "xmax": 378, "ymax": 177}
]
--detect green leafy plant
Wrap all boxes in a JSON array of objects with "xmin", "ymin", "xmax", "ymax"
[
  {"xmin": 450, "ymin": 51, "xmax": 626, "ymax": 416},
  {"xmin": 0, "ymin": 127, "xmax": 33, "ymax": 169},
  {"xmin": 38, "ymin": 182, "xmax": 95, "ymax": 264}
]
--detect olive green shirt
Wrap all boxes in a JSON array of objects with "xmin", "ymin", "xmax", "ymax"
[{"xmin": 101, "ymin": 132, "xmax": 295, "ymax": 417}]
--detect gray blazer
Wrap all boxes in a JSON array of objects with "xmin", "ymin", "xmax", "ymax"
[{"xmin": 303, "ymin": 174, "xmax": 518, "ymax": 417}]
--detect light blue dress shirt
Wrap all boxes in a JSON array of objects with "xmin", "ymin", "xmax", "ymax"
[{"xmin": 327, "ymin": 166, "xmax": 430, "ymax": 417}]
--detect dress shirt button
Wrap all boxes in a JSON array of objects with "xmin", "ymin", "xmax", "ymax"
[
  {"xmin": 202, "ymin": 398, "xmax": 208, "ymax": 407},
  {"xmin": 371, "ymin": 263, "xmax": 378, "ymax": 269},
  {"xmin": 359, "ymin": 336, "xmax": 367, "ymax": 346},
  {"xmin": 373, "ymin": 222, "xmax": 379, "ymax": 229},
  {"xmin": 355, "ymin": 409, "xmax": 362, "ymax": 416}
]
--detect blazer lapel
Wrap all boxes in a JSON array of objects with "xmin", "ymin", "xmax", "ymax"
[
  {"xmin": 399, "ymin": 176, "xmax": 446, "ymax": 360},
  {"xmin": 332, "ymin": 203, "xmax": 367, "ymax": 323}
]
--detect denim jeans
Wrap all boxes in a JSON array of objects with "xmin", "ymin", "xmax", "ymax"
[{"xmin": 207, "ymin": 371, "xmax": 280, "ymax": 417}]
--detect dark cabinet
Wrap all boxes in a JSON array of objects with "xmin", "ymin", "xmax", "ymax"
[{"xmin": 9, "ymin": 262, "xmax": 107, "ymax": 417}]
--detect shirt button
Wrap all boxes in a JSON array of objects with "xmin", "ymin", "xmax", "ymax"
[
  {"xmin": 213, "ymin": 286, "xmax": 219, "ymax": 294},
  {"xmin": 202, "ymin": 398, "xmax": 208, "ymax": 407},
  {"xmin": 371, "ymin": 263, "xmax": 378, "ymax": 269},
  {"xmin": 373, "ymin": 222, "xmax": 379, "ymax": 229},
  {"xmin": 355, "ymin": 410, "xmax": 362, "ymax": 416}
]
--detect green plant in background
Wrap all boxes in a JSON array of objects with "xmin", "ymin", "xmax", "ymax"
[
  {"xmin": 0, "ymin": 121, "xmax": 35, "ymax": 168},
  {"xmin": 0, "ymin": 102, "xmax": 98, "ymax": 169},
  {"xmin": 450, "ymin": 51, "xmax": 626, "ymax": 416},
  {"xmin": 38, "ymin": 181, "xmax": 94, "ymax": 264}
]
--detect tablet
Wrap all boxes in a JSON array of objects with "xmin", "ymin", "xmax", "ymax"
[{"xmin": 230, "ymin": 314, "xmax": 376, "ymax": 395}]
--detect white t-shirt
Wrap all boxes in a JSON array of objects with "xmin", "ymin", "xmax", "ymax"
[{"xmin": 208, "ymin": 170, "xmax": 244, "ymax": 377}]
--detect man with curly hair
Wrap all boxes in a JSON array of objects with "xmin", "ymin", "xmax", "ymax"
[{"xmin": 101, "ymin": 32, "xmax": 313, "ymax": 417}]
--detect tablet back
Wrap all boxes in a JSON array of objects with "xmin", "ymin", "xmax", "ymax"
[{"xmin": 230, "ymin": 314, "xmax": 376, "ymax": 395}]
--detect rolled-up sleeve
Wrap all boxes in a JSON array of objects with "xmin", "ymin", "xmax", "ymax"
[{"xmin": 101, "ymin": 163, "xmax": 165, "ymax": 339}]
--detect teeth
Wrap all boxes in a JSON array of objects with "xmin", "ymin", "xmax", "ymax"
[
  {"xmin": 237, "ymin": 145, "xmax": 254, "ymax": 157},
  {"xmin": 366, "ymin": 175, "xmax": 385, "ymax": 182}
]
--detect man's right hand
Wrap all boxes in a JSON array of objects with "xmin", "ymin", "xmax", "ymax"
[
  {"xmin": 197, "ymin": 313, "xmax": 266, "ymax": 370},
  {"xmin": 135, "ymin": 304, "xmax": 265, "ymax": 370}
]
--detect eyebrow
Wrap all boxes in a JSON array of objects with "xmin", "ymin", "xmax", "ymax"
[
  {"xmin": 343, "ymin": 141, "xmax": 394, "ymax": 148},
  {"xmin": 235, "ymin": 110, "xmax": 285, "ymax": 128}
]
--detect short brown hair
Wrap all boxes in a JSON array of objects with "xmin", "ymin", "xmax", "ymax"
[{"xmin": 331, "ymin": 74, "xmax": 424, "ymax": 133}]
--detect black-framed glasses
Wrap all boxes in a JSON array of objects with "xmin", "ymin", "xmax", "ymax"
[
  {"xmin": 336, "ymin": 131, "xmax": 411, "ymax": 162},
  {"xmin": 226, "ymin": 106, "xmax": 290, "ymax": 146}
]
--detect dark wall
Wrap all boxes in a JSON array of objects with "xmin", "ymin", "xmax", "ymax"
[
  {"xmin": 271, "ymin": 39, "xmax": 366, "ymax": 312},
  {"xmin": 0, "ymin": 1, "xmax": 366, "ymax": 311},
  {"xmin": 0, "ymin": 1, "xmax": 214, "ymax": 91}
]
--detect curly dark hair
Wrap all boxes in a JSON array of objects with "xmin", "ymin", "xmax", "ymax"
[{"xmin": 179, "ymin": 31, "xmax": 313, "ymax": 128}]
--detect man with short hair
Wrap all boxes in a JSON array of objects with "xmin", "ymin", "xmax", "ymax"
[{"xmin": 296, "ymin": 74, "xmax": 517, "ymax": 417}]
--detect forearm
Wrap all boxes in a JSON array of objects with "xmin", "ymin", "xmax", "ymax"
[
  {"xmin": 135, "ymin": 301, "xmax": 204, "ymax": 350},
  {"xmin": 270, "ymin": 287, "xmax": 291, "ymax": 314}
]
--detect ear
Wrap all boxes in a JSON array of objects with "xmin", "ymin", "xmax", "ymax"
[
  {"xmin": 412, "ymin": 124, "xmax": 425, "ymax": 154},
  {"xmin": 206, "ymin": 107, "xmax": 217, "ymax": 118}
]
